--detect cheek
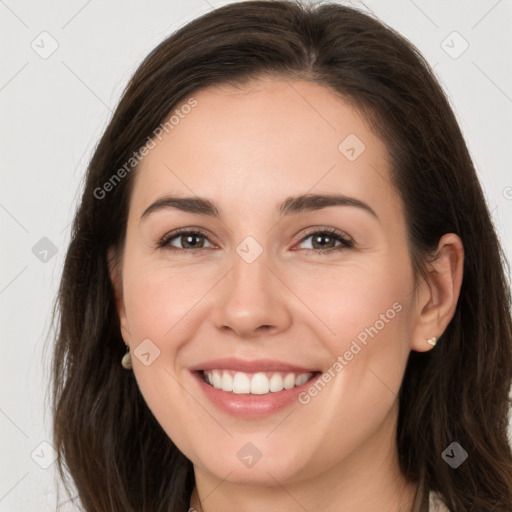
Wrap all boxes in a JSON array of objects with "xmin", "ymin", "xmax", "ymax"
[
  {"xmin": 121, "ymin": 258, "xmax": 207, "ymax": 452},
  {"xmin": 290, "ymin": 272, "xmax": 413, "ymax": 475},
  {"xmin": 288, "ymin": 258, "xmax": 412, "ymax": 355},
  {"xmin": 289, "ymin": 255, "xmax": 414, "ymax": 427},
  {"xmin": 122, "ymin": 257, "xmax": 214, "ymax": 342}
]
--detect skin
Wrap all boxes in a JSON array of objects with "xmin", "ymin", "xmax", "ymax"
[{"xmin": 109, "ymin": 78, "xmax": 464, "ymax": 512}]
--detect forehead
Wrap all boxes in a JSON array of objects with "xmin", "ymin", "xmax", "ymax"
[{"xmin": 130, "ymin": 79, "xmax": 399, "ymax": 224}]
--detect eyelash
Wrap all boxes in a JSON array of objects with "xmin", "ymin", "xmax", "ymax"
[{"xmin": 157, "ymin": 227, "xmax": 354, "ymax": 255}]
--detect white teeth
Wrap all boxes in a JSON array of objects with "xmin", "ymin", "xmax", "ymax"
[
  {"xmin": 295, "ymin": 373, "xmax": 310, "ymax": 387},
  {"xmin": 250, "ymin": 373, "xmax": 270, "ymax": 394},
  {"xmin": 283, "ymin": 373, "xmax": 295, "ymax": 390},
  {"xmin": 221, "ymin": 372, "xmax": 233, "ymax": 392},
  {"xmin": 232, "ymin": 372, "xmax": 251, "ymax": 394},
  {"xmin": 212, "ymin": 371, "xmax": 222, "ymax": 389},
  {"xmin": 203, "ymin": 369, "xmax": 314, "ymax": 395},
  {"xmin": 269, "ymin": 373, "xmax": 284, "ymax": 392}
]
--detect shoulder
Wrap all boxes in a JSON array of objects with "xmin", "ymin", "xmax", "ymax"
[{"xmin": 429, "ymin": 490, "xmax": 450, "ymax": 511}]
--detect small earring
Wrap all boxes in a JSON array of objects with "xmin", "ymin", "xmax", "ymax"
[
  {"xmin": 121, "ymin": 345, "xmax": 132, "ymax": 370},
  {"xmin": 425, "ymin": 336, "xmax": 437, "ymax": 347}
]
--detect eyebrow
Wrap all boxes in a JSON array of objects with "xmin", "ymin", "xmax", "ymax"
[{"xmin": 140, "ymin": 193, "xmax": 379, "ymax": 222}]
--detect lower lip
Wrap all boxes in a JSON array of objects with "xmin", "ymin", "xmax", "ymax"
[{"xmin": 191, "ymin": 371, "xmax": 321, "ymax": 419}]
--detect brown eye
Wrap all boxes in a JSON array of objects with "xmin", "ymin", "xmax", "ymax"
[
  {"xmin": 296, "ymin": 229, "xmax": 354, "ymax": 253},
  {"xmin": 158, "ymin": 230, "xmax": 214, "ymax": 251}
]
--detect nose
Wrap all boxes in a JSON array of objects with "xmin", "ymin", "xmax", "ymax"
[{"xmin": 210, "ymin": 248, "xmax": 292, "ymax": 339}]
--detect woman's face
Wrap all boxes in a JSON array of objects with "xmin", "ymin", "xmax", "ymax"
[{"xmin": 112, "ymin": 79, "xmax": 428, "ymax": 486}]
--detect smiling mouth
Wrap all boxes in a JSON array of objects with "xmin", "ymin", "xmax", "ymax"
[{"xmin": 200, "ymin": 369, "xmax": 320, "ymax": 395}]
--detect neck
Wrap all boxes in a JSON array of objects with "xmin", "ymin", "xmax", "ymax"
[{"xmin": 189, "ymin": 402, "xmax": 419, "ymax": 512}]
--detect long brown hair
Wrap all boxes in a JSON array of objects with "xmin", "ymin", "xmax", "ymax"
[{"xmin": 50, "ymin": 1, "xmax": 512, "ymax": 510}]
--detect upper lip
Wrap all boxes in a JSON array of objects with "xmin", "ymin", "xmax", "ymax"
[{"xmin": 189, "ymin": 357, "xmax": 319, "ymax": 374}]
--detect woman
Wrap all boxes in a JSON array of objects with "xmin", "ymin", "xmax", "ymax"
[{"xmin": 51, "ymin": 1, "xmax": 512, "ymax": 511}]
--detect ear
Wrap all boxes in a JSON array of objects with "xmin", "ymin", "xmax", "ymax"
[
  {"xmin": 108, "ymin": 247, "xmax": 131, "ymax": 345},
  {"xmin": 410, "ymin": 233, "xmax": 464, "ymax": 352}
]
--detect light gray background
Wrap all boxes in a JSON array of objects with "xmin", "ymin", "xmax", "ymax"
[{"xmin": 1, "ymin": 0, "xmax": 511, "ymax": 510}]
